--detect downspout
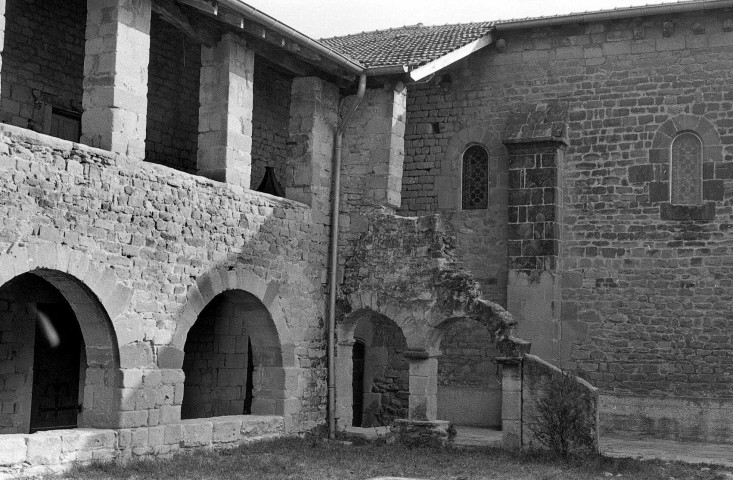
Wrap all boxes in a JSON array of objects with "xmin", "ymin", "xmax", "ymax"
[{"xmin": 328, "ymin": 74, "xmax": 367, "ymax": 440}]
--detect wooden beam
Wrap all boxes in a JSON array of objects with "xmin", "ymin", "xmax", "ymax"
[
  {"xmin": 173, "ymin": 0, "xmax": 356, "ymax": 79},
  {"xmin": 408, "ymin": 33, "xmax": 493, "ymax": 81},
  {"xmin": 153, "ymin": 0, "xmax": 218, "ymax": 46},
  {"xmin": 174, "ymin": 0, "xmax": 217, "ymax": 15}
]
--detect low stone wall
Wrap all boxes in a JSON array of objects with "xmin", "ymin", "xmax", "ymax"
[
  {"xmin": 0, "ymin": 415, "xmax": 284, "ymax": 477},
  {"xmin": 601, "ymin": 394, "xmax": 733, "ymax": 444}
]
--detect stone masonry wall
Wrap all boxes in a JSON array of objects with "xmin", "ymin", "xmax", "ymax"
[
  {"xmin": 437, "ymin": 318, "xmax": 501, "ymax": 427},
  {"xmin": 0, "ymin": 415, "xmax": 284, "ymax": 476},
  {"xmin": 404, "ymin": 10, "xmax": 733, "ymax": 401},
  {"xmin": 400, "ymin": 83, "xmax": 507, "ymax": 306},
  {"xmin": 251, "ymin": 58, "xmax": 292, "ymax": 191},
  {"xmin": 145, "ymin": 13, "xmax": 201, "ymax": 174},
  {"xmin": 0, "ymin": 0, "xmax": 85, "ymax": 130},
  {"xmin": 0, "ymin": 124, "xmax": 329, "ymax": 432}
]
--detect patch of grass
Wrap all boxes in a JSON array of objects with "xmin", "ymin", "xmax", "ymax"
[{"xmin": 28, "ymin": 436, "xmax": 730, "ymax": 480}]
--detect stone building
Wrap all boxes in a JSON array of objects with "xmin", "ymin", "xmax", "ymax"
[
  {"xmin": 0, "ymin": 0, "xmax": 731, "ymax": 471},
  {"xmin": 323, "ymin": 0, "xmax": 733, "ymax": 444}
]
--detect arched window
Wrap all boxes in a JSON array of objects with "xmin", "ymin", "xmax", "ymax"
[
  {"xmin": 671, "ymin": 132, "xmax": 703, "ymax": 205},
  {"xmin": 461, "ymin": 144, "xmax": 489, "ymax": 210}
]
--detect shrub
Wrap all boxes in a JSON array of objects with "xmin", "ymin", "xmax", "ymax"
[{"xmin": 527, "ymin": 369, "xmax": 596, "ymax": 457}]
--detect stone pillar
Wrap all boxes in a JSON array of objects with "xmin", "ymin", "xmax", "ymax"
[
  {"xmin": 334, "ymin": 340, "xmax": 354, "ymax": 429},
  {"xmin": 82, "ymin": 0, "xmax": 152, "ymax": 158},
  {"xmin": 406, "ymin": 353, "xmax": 438, "ymax": 421},
  {"xmin": 503, "ymin": 102, "xmax": 567, "ymax": 365},
  {"xmin": 497, "ymin": 358, "xmax": 522, "ymax": 448},
  {"xmin": 197, "ymin": 33, "xmax": 254, "ymax": 187},
  {"xmin": 342, "ymin": 86, "xmax": 407, "ymax": 210},
  {"xmin": 251, "ymin": 365, "xmax": 302, "ymax": 431},
  {"xmin": 286, "ymin": 77, "xmax": 339, "ymax": 215}
]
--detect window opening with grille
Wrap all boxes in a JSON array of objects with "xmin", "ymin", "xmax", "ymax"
[{"xmin": 461, "ymin": 144, "xmax": 489, "ymax": 210}]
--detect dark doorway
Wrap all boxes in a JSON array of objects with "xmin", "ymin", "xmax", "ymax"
[
  {"xmin": 243, "ymin": 337, "xmax": 254, "ymax": 414},
  {"xmin": 351, "ymin": 339, "xmax": 365, "ymax": 427},
  {"xmin": 29, "ymin": 302, "xmax": 83, "ymax": 432}
]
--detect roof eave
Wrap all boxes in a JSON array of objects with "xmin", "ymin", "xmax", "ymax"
[
  {"xmin": 494, "ymin": 0, "xmax": 733, "ymax": 31},
  {"xmin": 408, "ymin": 32, "xmax": 493, "ymax": 81}
]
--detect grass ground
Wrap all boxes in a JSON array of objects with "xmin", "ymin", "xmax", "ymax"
[{"xmin": 33, "ymin": 436, "xmax": 731, "ymax": 480}]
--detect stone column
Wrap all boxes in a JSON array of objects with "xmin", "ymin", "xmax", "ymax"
[
  {"xmin": 251, "ymin": 365, "xmax": 303, "ymax": 431},
  {"xmin": 406, "ymin": 353, "xmax": 438, "ymax": 421},
  {"xmin": 197, "ymin": 33, "xmax": 254, "ymax": 187},
  {"xmin": 286, "ymin": 77, "xmax": 339, "ymax": 215},
  {"xmin": 82, "ymin": 0, "xmax": 152, "ymax": 159},
  {"xmin": 334, "ymin": 340, "xmax": 355, "ymax": 429},
  {"xmin": 342, "ymin": 86, "xmax": 407, "ymax": 210},
  {"xmin": 497, "ymin": 358, "xmax": 522, "ymax": 448}
]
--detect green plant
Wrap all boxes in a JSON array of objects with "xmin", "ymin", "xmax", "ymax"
[{"xmin": 527, "ymin": 370, "xmax": 596, "ymax": 457}]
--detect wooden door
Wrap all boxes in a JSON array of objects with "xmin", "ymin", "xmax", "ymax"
[{"xmin": 29, "ymin": 303, "xmax": 83, "ymax": 432}]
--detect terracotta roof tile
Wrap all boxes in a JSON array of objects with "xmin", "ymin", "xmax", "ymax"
[{"xmin": 320, "ymin": 22, "xmax": 494, "ymax": 69}]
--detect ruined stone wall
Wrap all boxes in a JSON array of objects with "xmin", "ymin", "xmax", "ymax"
[
  {"xmin": 403, "ymin": 11, "xmax": 733, "ymax": 403},
  {"xmin": 0, "ymin": 124, "xmax": 329, "ymax": 432},
  {"xmin": 400, "ymin": 81, "xmax": 507, "ymax": 306},
  {"xmin": 251, "ymin": 58, "xmax": 292, "ymax": 191},
  {"xmin": 145, "ymin": 14, "xmax": 201, "ymax": 174},
  {"xmin": 0, "ymin": 0, "xmax": 85, "ymax": 130}
]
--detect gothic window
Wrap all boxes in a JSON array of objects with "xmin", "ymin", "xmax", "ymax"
[
  {"xmin": 671, "ymin": 132, "xmax": 703, "ymax": 205},
  {"xmin": 461, "ymin": 144, "xmax": 489, "ymax": 210}
]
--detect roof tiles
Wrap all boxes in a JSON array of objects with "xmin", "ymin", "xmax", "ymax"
[{"xmin": 320, "ymin": 22, "xmax": 494, "ymax": 69}]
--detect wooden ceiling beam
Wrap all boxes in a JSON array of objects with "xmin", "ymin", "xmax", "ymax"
[{"xmin": 153, "ymin": 0, "xmax": 219, "ymax": 46}]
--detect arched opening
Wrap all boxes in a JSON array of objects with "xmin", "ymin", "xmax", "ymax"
[
  {"xmin": 671, "ymin": 131, "xmax": 703, "ymax": 206},
  {"xmin": 351, "ymin": 339, "xmax": 366, "ymax": 427},
  {"xmin": 0, "ymin": 270, "xmax": 117, "ymax": 434},
  {"xmin": 350, "ymin": 311, "xmax": 409, "ymax": 427},
  {"xmin": 181, "ymin": 290, "xmax": 282, "ymax": 419},
  {"xmin": 436, "ymin": 318, "xmax": 501, "ymax": 429},
  {"xmin": 461, "ymin": 144, "xmax": 490, "ymax": 210}
]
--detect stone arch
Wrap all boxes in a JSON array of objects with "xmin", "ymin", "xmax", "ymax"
[
  {"xmin": 651, "ymin": 114, "xmax": 722, "ymax": 165},
  {"xmin": 0, "ymin": 245, "xmax": 129, "ymax": 365},
  {"xmin": 0, "ymin": 248, "xmax": 125, "ymax": 430},
  {"xmin": 173, "ymin": 265, "xmax": 297, "ymax": 418},
  {"xmin": 336, "ymin": 307, "xmax": 411, "ymax": 428},
  {"xmin": 436, "ymin": 124, "xmax": 506, "ymax": 211},
  {"xmin": 649, "ymin": 114, "xmax": 723, "ymax": 218},
  {"xmin": 429, "ymin": 316, "xmax": 502, "ymax": 428},
  {"xmin": 171, "ymin": 265, "xmax": 294, "ymax": 368}
]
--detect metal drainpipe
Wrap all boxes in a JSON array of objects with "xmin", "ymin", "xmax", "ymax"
[{"xmin": 328, "ymin": 74, "xmax": 367, "ymax": 440}]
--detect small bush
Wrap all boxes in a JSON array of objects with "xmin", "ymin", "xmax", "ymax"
[{"xmin": 527, "ymin": 370, "xmax": 596, "ymax": 457}]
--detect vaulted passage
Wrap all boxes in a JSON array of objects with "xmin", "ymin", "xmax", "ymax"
[
  {"xmin": 181, "ymin": 290, "xmax": 282, "ymax": 419},
  {"xmin": 351, "ymin": 312, "xmax": 409, "ymax": 427},
  {"xmin": 0, "ymin": 271, "xmax": 115, "ymax": 434}
]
